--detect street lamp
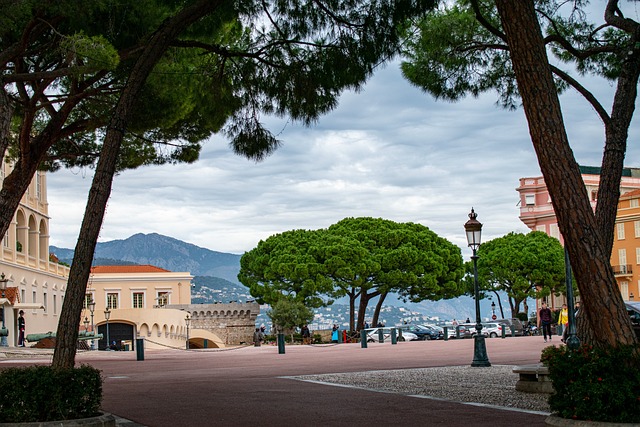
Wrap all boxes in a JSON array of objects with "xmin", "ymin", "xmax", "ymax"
[
  {"xmin": 491, "ymin": 301, "xmax": 496, "ymax": 319},
  {"xmin": 104, "ymin": 307, "xmax": 111, "ymax": 350},
  {"xmin": 464, "ymin": 208, "xmax": 491, "ymax": 367},
  {"xmin": 0, "ymin": 273, "xmax": 9, "ymax": 347},
  {"xmin": 88, "ymin": 300, "xmax": 96, "ymax": 350},
  {"xmin": 83, "ymin": 317, "xmax": 89, "ymax": 332},
  {"xmin": 185, "ymin": 314, "xmax": 191, "ymax": 350}
]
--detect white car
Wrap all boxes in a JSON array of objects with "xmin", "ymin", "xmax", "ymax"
[
  {"xmin": 365, "ymin": 327, "xmax": 418, "ymax": 342},
  {"xmin": 461, "ymin": 322, "xmax": 504, "ymax": 338}
]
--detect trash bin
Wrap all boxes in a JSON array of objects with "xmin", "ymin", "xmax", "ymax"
[{"xmin": 136, "ymin": 338, "xmax": 144, "ymax": 361}]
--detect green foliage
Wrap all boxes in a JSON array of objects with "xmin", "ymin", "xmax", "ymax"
[
  {"xmin": 0, "ymin": 365, "xmax": 102, "ymax": 422},
  {"xmin": 267, "ymin": 298, "xmax": 314, "ymax": 333},
  {"xmin": 468, "ymin": 231, "xmax": 565, "ymax": 317},
  {"xmin": 240, "ymin": 217, "xmax": 464, "ymax": 329},
  {"xmin": 401, "ymin": 0, "xmax": 631, "ymax": 109},
  {"xmin": 541, "ymin": 345, "xmax": 640, "ymax": 423}
]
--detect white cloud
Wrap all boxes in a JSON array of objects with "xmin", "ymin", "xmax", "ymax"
[{"xmin": 47, "ymin": 61, "xmax": 640, "ymax": 257}]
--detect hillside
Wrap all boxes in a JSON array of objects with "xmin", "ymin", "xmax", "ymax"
[{"xmin": 50, "ymin": 233, "xmax": 498, "ymax": 323}]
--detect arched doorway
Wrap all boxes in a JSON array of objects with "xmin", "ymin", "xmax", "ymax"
[{"xmin": 98, "ymin": 322, "xmax": 135, "ymax": 350}]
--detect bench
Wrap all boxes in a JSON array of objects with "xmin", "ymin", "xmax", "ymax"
[{"xmin": 513, "ymin": 364, "xmax": 553, "ymax": 393}]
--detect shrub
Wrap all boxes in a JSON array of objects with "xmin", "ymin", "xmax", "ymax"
[
  {"xmin": 0, "ymin": 365, "xmax": 102, "ymax": 422},
  {"xmin": 541, "ymin": 344, "xmax": 640, "ymax": 423}
]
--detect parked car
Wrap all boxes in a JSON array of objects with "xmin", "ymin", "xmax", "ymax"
[
  {"xmin": 460, "ymin": 322, "xmax": 504, "ymax": 338},
  {"xmin": 399, "ymin": 325, "xmax": 443, "ymax": 340},
  {"xmin": 494, "ymin": 318, "xmax": 524, "ymax": 336},
  {"xmin": 625, "ymin": 302, "xmax": 640, "ymax": 338},
  {"xmin": 365, "ymin": 327, "xmax": 418, "ymax": 342},
  {"xmin": 441, "ymin": 324, "xmax": 472, "ymax": 339}
]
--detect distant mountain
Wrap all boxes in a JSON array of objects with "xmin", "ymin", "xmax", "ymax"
[
  {"xmin": 50, "ymin": 233, "xmax": 242, "ymax": 284},
  {"xmin": 50, "ymin": 233, "xmax": 523, "ymax": 323}
]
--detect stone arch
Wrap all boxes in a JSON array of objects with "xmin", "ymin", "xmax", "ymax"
[
  {"xmin": 27, "ymin": 214, "xmax": 37, "ymax": 258},
  {"xmin": 139, "ymin": 323, "xmax": 150, "ymax": 337},
  {"xmin": 38, "ymin": 218, "xmax": 48, "ymax": 262},
  {"xmin": 15, "ymin": 209, "xmax": 27, "ymax": 253}
]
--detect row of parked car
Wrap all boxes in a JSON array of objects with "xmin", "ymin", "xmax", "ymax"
[
  {"xmin": 365, "ymin": 304, "xmax": 640, "ymax": 343},
  {"xmin": 364, "ymin": 318, "xmax": 526, "ymax": 342}
]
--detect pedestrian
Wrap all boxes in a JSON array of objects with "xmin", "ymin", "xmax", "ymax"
[
  {"xmin": 253, "ymin": 327, "xmax": 264, "ymax": 347},
  {"xmin": 465, "ymin": 317, "xmax": 471, "ymax": 324},
  {"xmin": 17, "ymin": 310, "xmax": 25, "ymax": 347},
  {"xmin": 538, "ymin": 302, "xmax": 553, "ymax": 342},
  {"xmin": 574, "ymin": 301, "xmax": 580, "ymax": 316},
  {"xmin": 452, "ymin": 318, "xmax": 458, "ymax": 326},
  {"xmin": 331, "ymin": 324, "xmax": 339, "ymax": 343},
  {"xmin": 301, "ymin": 324, "xmax": 311, "ymax": 345},
  {"xmin": 558, "ymin": 304, "xmax": 569, "ymax": 341}
]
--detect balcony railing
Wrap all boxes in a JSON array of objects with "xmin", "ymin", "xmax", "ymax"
[{"xmin": 612, "ymin": 264, "xmax": 633, "ymax": 276}]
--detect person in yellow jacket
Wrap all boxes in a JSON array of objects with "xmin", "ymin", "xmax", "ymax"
[{"xmin": 558, "ymin": 304, "xmax": 569, "ymax": 342}]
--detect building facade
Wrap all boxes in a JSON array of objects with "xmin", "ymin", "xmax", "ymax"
[
  {"xmin": 516, "ymin": 166, "xmax": 640, "ymax": 308},
  {"xmin": 610, "ymin": 189, "xmax": 640, "ymax": 302},
  {"xmin": 1, "ymin": 160, "xmax": 69, "ymax": 347}
]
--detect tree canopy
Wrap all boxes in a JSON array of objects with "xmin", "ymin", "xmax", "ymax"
[
  {"xmin": 239, "ymin": 217, "xmax": 465, "ymax": 331},
  {"xmin": 400, "ymin": 0, "xmax": 639, "ymax": 348},
  {"xmin": 471, "ymin": 231, "xmax": 566, "ymax": 318}
]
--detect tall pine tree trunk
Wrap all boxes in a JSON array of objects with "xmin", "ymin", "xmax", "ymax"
[
  {"xmin": 371, "ymin": 291, "xmax": 388, "ymax": 327},
  {"xmin": 494, "ymin": 0, "xmax": 637, "ymax": 348},
  {"xmin": 52, "ymin": 0, "xmax": 223, "ymax": 369}
]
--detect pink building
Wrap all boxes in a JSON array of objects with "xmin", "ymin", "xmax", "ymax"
[
  {"xmin": 517, "ymin": 166, "xmax": 640, "ymax": 244},
  {"xmin": 516, "ymin": 165, "xmax": 640, "ymax": 309}
]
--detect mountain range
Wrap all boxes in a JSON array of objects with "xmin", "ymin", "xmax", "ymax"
[{"xmin": 50, "ymin": 233, "xmax": 497, "ymax": 322}]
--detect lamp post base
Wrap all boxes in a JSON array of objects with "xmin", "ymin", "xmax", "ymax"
[
  {"xmin": 471, "ymin": 335, "xmax": 491, "ymax": 367},
  {"xmin": 0, "ymin": 336, "xmax": 8, "ymax": 347}
]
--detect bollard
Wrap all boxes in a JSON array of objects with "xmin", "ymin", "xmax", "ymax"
[
  {"xmin": 456, "ymin": 325, "xmax": 460, "ymax": 339},
  {"xmin": 391, "ymin": 328, "xmax": 397, "ymax": 345},
  {"xmin": 378, "ymin": 329, "xmax": 384, "ymax": 343},
  {"xmin": 360, "ymin": 330, "xmax": 368, "ymax": 348},
  {"xmin": 511, "ymin": 325, "xmax": 515, "ymax": 337},
  {"xmin": 277, "ymin": 333, "xmax": 285, "ymax": 354},
  {"xmin": 204, "ymin": 339, "xmax": 208, "ymax": 349},
  {"xmin": 444, "ymin": 326, "xmax": 449, "ymax": 341},
  {"xmin": 338, "ymin": 329, "xmax": 344, "ymax": 343},
  {"xmin": 501, "ymin": 325, "xmax": 506, "ymax": 339},
  {"xmin": 136, "ymin": 338, "xmax": 144, "ymax": 361},
  {"xmin": 398, "ymin": 329, "xmax": 403, "ymax": 342}
]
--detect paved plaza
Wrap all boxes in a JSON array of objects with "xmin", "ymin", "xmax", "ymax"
[{"xmin": 0, "ymin": 336, "xmax": 555, "ymax": 426}]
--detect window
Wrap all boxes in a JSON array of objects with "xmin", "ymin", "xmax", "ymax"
[
  {"xmin": 619, "ymin": 249, "xmax": 627, "ymax": 266},
  {"xmin": 107, "ymin": 293, "xmax": 118, "ymax": 309},
  {"xmin": 635, "ymin": 221, "xmax": 640, "ymax": 238},
  {"xmin": 621, "ymin": 281, "xmax": 629, "ymax": 301},
  {"xmin": 636, "ymin": 247, "xmax": 640, "ymax": 264},
  {"xmin": 550, "ymin": 224, "xmax": 560, "ymax": 239},
  {"xmin": 2, "ymin": 231, "xmax": 8, "ymax": 248},
  {"xmin": 617, "ymin": 223, "xmax": 625, "ymax": 240},
  {"xmin": 133, "ymin": 292, "xmax": 144, "ymax": 309},
  {"xmin": 536, "ymin": 225, "xmax": 546, "ymax": 232},
  {"xmin": 83, "ymin": 293, "xmax": 93, "ymax": 309},
  {"xmin": 53, "ymin": 295, "xmax": 57, "ymax": 314},
  {"xmin": 632, "ymin": 199, "xmax": 640, "ymax": 208},
  {"xmin": 525, "ymin": 194, "xmax": 535, "ymax": 206},
  {"xmin": 43, "ymin": 292, "xmax": 47, "ymax": 313},
  {"xmin": 36, "ymin": 173, "xmax": 42, "ymax": 199},
  {"xmin": 157, "ymin": 291, "xmax": 170, "ymax": 307},
  {"xmin": 591, "ymin": 189, "xmax": 598, "ymax": 201}
]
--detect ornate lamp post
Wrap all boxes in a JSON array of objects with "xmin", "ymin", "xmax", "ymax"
[
  {"xmin": 464, "ymin": 208, "xmax": 491, "ymax": 367},
  {"xmin": 83, "ymin": 317, "xmax": 89, "ymax": 332},
  {"xmin": 88, "ymin": 300, "xmax": 96, "ymax": 350},
  {"xmin": 185, "ymin": 314, "xmax": 191, "ymax": 350},
  {"xmin": 491, "ymin": 301, "xmax": 496, "ymax": 320},
  {"xmin": 0, "ymin": 273, "xmax": 9, "ymax": 347},
  {"xmin": 104, "ymin": 307, "xmax": 111, "ymax": 350}
]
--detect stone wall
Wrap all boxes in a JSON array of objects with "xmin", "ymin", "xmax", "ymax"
[{"xmin": 170, "ymin": 302, "xmax": 260, "ymax": 345}]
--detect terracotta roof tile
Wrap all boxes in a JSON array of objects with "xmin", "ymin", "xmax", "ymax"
[
  {"xmin": 91, "ymin": 265, "xmax": 171, "ymax": 274},
  {"xmin": 622, "ymin": 189, "xmax": 640, "ymax": 198}
]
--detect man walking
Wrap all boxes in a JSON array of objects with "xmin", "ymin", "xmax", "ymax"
[{"xmin": 537, "ymin": 302, "xmax": 553, "ymax": 343}]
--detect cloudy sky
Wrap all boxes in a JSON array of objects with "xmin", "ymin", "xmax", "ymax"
[{"xmin": 46, "ymin": 56, "xmax": 640, "ymax": 256}]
